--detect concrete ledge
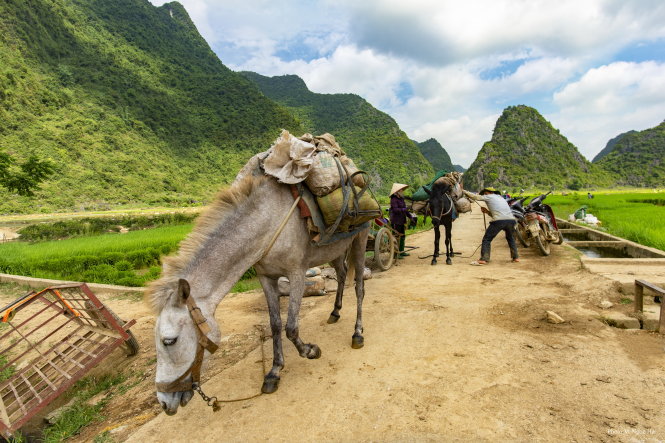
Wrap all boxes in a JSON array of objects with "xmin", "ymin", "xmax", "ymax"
[
  {"xmin": 557, "ymin": 218, "xmax": 665, "ymax": 258},
  {"xmin": 0, "ymin": 273, "xmax": 145, "ymax": 294},
  {"xmin": 566, "ymin": 240, "xmax": 625, "ymax": 247}
]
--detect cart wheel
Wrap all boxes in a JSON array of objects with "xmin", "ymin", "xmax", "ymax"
[
  {"xmin": 374, "ymin": 227, "xmax": 395, "ymax": 271},
  {"xmin": 107, "ymin": 309, "xmax": 140, "ymax": 357},
  {"xmin": 121, "ymin": 331, "xmax": 140, "ymax": 357},
  {"xmin": 87, "ymin": 301, "xmax": 140, "ymax": 357}
]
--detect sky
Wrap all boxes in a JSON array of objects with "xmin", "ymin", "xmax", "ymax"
[{"xmin": 149, "ymin": 0, "xmax": 665, "ymax": 167}]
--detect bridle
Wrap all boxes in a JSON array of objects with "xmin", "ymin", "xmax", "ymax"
[
  {"xmin": 430, "ymin": 192, "xmax": 453, "ymax": 222},
  {"xmin": 155, "ymin": 295, "xmax": 219, "ymax": 394}
]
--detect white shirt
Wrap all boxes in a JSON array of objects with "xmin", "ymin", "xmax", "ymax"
[{"xmin": 463, "ymin": 191, "xmax": 515, "ymax": 221}]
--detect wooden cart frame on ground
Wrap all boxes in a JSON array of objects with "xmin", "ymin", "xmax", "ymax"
[{"xmin": 0, "ymin": 283, "xmax": 137, "ymax": 438}]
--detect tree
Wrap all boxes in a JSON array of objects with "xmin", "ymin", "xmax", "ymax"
[{"xmin": 0, "ymin": 152, "xmax": 54, "ymax": 196}]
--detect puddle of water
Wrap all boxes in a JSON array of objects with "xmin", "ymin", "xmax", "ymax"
[{"xmin": 576, "ymin": 246, "xmax": 632, "ymax": 259}]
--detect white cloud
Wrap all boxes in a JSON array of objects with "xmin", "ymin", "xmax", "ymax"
[
  {"xmin": 148, "ymin": 0, "xmax": 665, "ymax": 167},
  {"xmin": 549, "ymin": 61, "xmax": 665, "ymax": 159}
]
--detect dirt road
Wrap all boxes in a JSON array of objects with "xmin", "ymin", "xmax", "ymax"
[{"xmin": 110, "ymin": 208, "xmax": 664, "ymax": 442}]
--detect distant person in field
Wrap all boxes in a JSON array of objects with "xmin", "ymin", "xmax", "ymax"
[
  {"xmin": 463, "ymin": 186, "xmax": 519, "ymax": 266},
  {"xmin": 389, "ymin": 183, "xmax": 417, "ymax": 258},
  {"xmin": 587, "ymin": 192, "xmax": 594, "ymax": 199}
]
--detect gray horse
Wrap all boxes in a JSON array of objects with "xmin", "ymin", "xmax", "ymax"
[{"xmin": 148, "ymin": 175, "xmax": 369, "ymax": 415}]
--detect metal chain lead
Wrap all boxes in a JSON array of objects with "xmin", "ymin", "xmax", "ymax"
[
  {"xmin": 193, "ymin": 324, "xmax": 268, "ymax": 411},
  {"xmin": 194, "ymin": 383, "xmax": 221, "ymax": 411}
]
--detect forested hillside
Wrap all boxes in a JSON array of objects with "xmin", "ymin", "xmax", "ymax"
[
  {"xmin": 414, "ymin": 138, "xmax": 454, "ymax": 173},
  {"xmin": 592, "ymin": 131, "xmax": 636, "ymax": 162},
  {"xmin": 0, "ymin": 0, "xmax": 304, "ymax": 213},
  {"xmin": 240, "ymin": 72, "xmax": 433, "ymax": 192},
  {"xmin": 0, "ymin": 0, "xmax": 308, "ymax": 212},
  {"xmin": 464, "ymin": 105, "xmax": 612, "ymax": 191},
  {"xmin": 594, "ymin": 121, "xmax": 665, "ymax": 187}
]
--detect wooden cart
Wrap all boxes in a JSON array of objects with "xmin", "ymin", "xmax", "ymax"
[
  {"xmin": 367, "ymin": 218, "xmax": 398, "ymax": 271},
  {"xmin": 0, "ymin": 284, "xmax": 138, "ymax": 438}
]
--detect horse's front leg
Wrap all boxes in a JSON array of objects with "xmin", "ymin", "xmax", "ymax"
[
  {"xmin": 350, "ymin": 235, "xmax": 367, "ymax": 349},
  {"xmin": 445, "ymin": 222, "xmax": 453, "ymax": 265},
  {"xmin": 432, "ymin": 223, "xmax": 441, "ymax": 265},
  {"xmin": 327, "ymin": 254, "xmax": 347, "ymax": 324},
  {"xmin": 285, "ymin": 273, "xmax": 321, "ymax": 360},
  {"xmin": 259, "ymin": 275, "xmax": 284, "ymax": 394}
]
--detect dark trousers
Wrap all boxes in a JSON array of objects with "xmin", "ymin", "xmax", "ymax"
[
  {"xmin": 392, "ymin": 224, "xmax": 406, "ymax": 252},
  {"xmin": 480, "ymin": 219, "xmax": 518, "ymax": 261}
]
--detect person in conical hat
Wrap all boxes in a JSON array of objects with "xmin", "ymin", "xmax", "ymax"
[{"xmin": 389, "ymin": 183, "xmax": 416, "ymax": 258}]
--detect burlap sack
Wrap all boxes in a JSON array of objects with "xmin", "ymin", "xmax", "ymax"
[
  {"xmin": 305, "ymin": 152, "xmax": 366, "ymax": 196},
  {"xmin": 305, "ymin": 151, "xmax": 340, "ymax": 196},
  {"xmin": 317, "ymin": 186, "xmax": 381, "ymax": 232},
  {"xmin": 341, "ymin": 155, "xmax": 366, "ymax": 188},
  {"xmin": 451, "ymin": 182, "xmax": 463, "ymax": 200},
  {"xmin": 455, "ymin": 197, "xmax": 472, "ymax": 213},
  {"xmin": 263, "ymin": 130, "xmax": 316, "ymax": 184}
]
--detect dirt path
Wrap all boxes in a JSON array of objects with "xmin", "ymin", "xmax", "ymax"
[
  {"xmin": 3, "ymin": 208, "xmax": 663, "ymax": 441},
  {"xmin": 119, "ymin": 209, "xmax": 665, "ymax": 442}
]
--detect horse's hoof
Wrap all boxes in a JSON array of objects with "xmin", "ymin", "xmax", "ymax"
[
  {"xmin": 327, "ymin": 313, "xmax": 340, "ymax": 324},
  {"xmin": 307, "ymin": 344, "xmax": 321, "ymax": 359},
  {"xmin": 351, "ymin": 334, "xmax": 364, "ymax": 349},
  {"xmin": 446, "ymin": 258, "xmax": 452, "ymax": 265},
  {"xmin": 261, "ymin": 376, "xmax": 280, "ymax": 394},
  {"xmin": 431, "ymin": 259, "xmax": 437, "ymax": 266}
]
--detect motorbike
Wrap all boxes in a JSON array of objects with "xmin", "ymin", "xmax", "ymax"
[
  {"xmin": 507, "ymin": 196, "xmax": 530, "ymax": 248},
  {"xmin": 522, "ymin": 191, "xmax": 563, "ymax": 256}
]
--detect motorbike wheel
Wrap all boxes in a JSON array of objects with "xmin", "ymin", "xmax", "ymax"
[
  {"xmin": 553, "ymin": 230, "xmax": 564, "ymax": 245},
  {"xmin": 515, "ymin": 223, "xmax": 530, "ymax": 247},
  {"xmin": 535, "ymin": 229, "xmax": 551, "ymax": 256}
]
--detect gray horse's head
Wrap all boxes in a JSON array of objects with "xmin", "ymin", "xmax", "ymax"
[{"xmin": 153, "ymin": 278, "xmax": 220, "ymax": 415}]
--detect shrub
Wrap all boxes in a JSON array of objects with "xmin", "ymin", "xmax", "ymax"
[{"xmin": 114, "ymin": 260, "xmax": 133, "ymax": 271}]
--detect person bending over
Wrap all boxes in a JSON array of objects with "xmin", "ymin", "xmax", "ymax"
[{"xmin": 463, "ymin": 187, "xmax": 519, "ymax": 265}]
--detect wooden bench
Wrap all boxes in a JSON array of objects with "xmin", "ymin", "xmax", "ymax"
[{"xmin": 634, "ymin": 279, "xmax": 665, "ymax": 333}]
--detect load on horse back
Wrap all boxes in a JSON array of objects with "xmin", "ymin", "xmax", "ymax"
[
  {"xmin": 421, "ymin": 172, "xmax": 471, "ymax": 265},
  {"xmin": 149, "ymin": 131, "xmax": 381, "ymax": 415}
]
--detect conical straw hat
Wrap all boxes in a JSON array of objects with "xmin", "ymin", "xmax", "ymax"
[{"xmin": 390, "ymin": 183, "xmax": 409, "ymax": 196}]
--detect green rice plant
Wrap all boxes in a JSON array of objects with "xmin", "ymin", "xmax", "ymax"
[
  {"xmin": 0, "ymin": 224, "xmax": 191, "ymax": 286},
  {"xmin": 0, "ymin": 224, "xmax": 261, "ymax": 289},
  {"xmin": 545, "ymin": 192, "xmax": 665, "ymax": 251}
]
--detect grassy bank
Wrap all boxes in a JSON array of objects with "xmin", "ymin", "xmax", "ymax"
[
  {"xmin": 0, "ymin": 223, "xmax": 260, "ymax": 290},
  {"xmin": 546, "ymin": 192, "xmax": 665, "ymax": 251}
]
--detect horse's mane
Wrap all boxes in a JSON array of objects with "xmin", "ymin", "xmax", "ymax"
[{"xmin": 146, "ymin": 175, "xmax": 266, "ymax": 312}]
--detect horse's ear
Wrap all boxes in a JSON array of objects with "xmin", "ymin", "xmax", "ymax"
[{"xmin": 177, "ymin": 279, "xmax": 190, "ymax": 301}]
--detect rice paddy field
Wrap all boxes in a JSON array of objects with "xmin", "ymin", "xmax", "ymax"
[
  {"xmin": 0, "ymin": 191, "xmax": 662, "ymax": 289},
  {"xmin": 546, "ymin": 191, "xmax": 665, "ymax": 251}
]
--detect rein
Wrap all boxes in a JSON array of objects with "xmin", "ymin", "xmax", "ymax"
[{"xmin": 430, "ymin": 193, "xmax": 453, "ymax": 221}]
